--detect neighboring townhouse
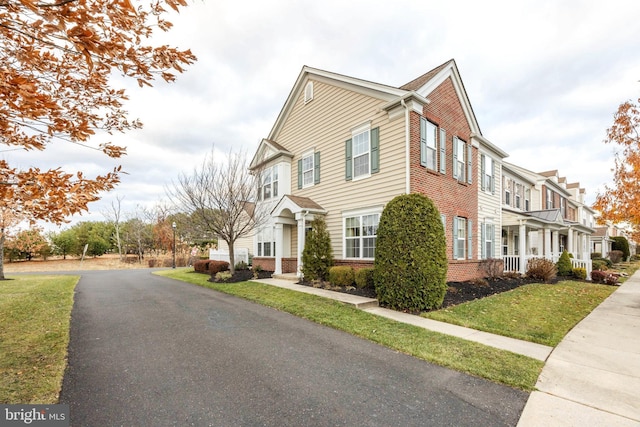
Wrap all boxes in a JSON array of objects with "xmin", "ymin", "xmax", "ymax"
[
  {"xmin": 249, "ymin": 60, "xmax": 505, "ymax": 282},
  {"xmin": 591, "ymin": 222, "xmax": 637, "ymax": 259},
  {"xmin": 501, "ymin": 163, "xmax": 594, "ymax": 274}
]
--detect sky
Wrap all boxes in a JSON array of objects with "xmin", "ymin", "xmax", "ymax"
[{"xmin": 7, "ymin": 0, "xmax": 640, "ymax": 231}]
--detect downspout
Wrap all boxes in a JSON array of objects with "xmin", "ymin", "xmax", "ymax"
[
  {"xmin": 401, "ymin": 99, "xmax": 411, "ymax": 194},
  {"xmin": 297, "ymin": 210, "xmax": 309, "ymax": 278}
]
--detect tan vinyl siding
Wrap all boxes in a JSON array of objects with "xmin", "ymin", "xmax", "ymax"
[{"xmin": 276, "ymin": 79, "xmax": 407, "ymax": 258}]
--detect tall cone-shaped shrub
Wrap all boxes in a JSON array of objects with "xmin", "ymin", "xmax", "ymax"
[
  {"xmin": 374, "ymin": 194, "xmax": 447, "ymax": 311},
  {"xmin": 301, "ymin": 216, "xmax": 334, "ymax": 281}
]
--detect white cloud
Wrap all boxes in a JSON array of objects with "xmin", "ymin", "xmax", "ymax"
[{"xmin": 7, "ymin": 0, "xmax": 640, "ymax": 231}]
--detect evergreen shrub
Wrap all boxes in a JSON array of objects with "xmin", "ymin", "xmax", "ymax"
[
  {"xmin": 374, "ymin": 194, "xmax": 447, "ymax": 312},
  {"xmin": 556, "ymin": 250, "xmax": 573, "ymax": 276},
  {"xmin": 611, "ymin": 236, "xmax": 630, "ymax": 261},
  {"xmin": 354, "ymin": 268, "xmax": 375, "ymax": 289},
  {"xmin": 572, "ymin": 267, "xmax": 587, "ymax": 280},
  {"xmin": 329, "ymin": 266, "xmax": 355, "ymax": 287},
  {"xmin": 301, "ymin": 216, "xmax": 334, "ymax": 281}
]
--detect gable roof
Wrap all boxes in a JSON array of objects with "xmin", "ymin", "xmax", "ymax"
[
  {"xmin": 271, "ymin": 194, "xmax": 326, "ymax": 216},
  {"xmin": 267, "ymin": 66, "xmax": 406, "ymax": 141},
  {"xmin": 400, "ymin": 59, "xmax": 483, "ymax": 136},
  {"xmin": 249, "ymin": 138, "xmax": 293, "ymax": 170}
]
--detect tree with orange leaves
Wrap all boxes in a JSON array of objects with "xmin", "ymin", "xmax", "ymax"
[
  {"xmin": 0, "ymin": 0, "xmax": 196, "ymax": 277},
  {"xmin": 593, "ymin": 98, "xmax": 640, "ymax": 242}
]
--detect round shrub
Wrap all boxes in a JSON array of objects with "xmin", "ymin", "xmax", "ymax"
[
  {"xmin": 572, "ymin": 267, "xmax": 587, "ymax": 280},
  {"xmin": 328, "ymin": 266, "xmax": 355, "ymax": 287},
  {"xmin": 374, "ymin": 194, "xmax": 447, "ymax": 312},
  {"xmin": 611, "ymin": 236, "xmax": 630, "ymax": 261},
  {"xmin": 354, "ymin": 268, "xmax": 375, "ymax": 289}
]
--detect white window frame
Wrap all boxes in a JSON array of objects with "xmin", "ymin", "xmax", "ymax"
[
  {"xmin": 454, "ymin": 137, "xmax": 466, "ymax": 182},
  {"xmin": 482, "ymin": 155, "xmax": 493, "ymax": 193},
  {"xmin": 455, "ymin": 217, "xmax": 467, "ymax": 260},
  {"xmin": 352, "ymin": 124, "xmax": 371, "ymax": 180},
  {"xmin": 343, "ymin": 208, "xmax": 382, "ymax": 259},
  {"xmin": 257, "ymin": 227, "xmax": 275, "ymax": 257},
  {"xmin": 482, "ymin": 222, "xmax": 495, "ymax": 259},
  {"xmin": 260, "ymin": 165, "xmax": 279, "ymax": 201},
  {"xmin": 424, "ymin": 120, "xmax": 437, "ymax": 171},
  {"xmin": 546, "ymin": 188, "xmax": 553, "ymax": 209},
  {"xmin": 504, "ymin": 177, "xmax": 511, "ymax": 206},
  {"xmin": 301, "ymin": 151, "xmax": 314, "ymax": 188},
  {"xmin": 515, "ymin": 183, "xmax": 521, "ymax": 209}
]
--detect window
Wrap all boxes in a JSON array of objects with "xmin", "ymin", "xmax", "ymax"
[
  {"xmin": 546, "ymin": 188, "xmax": 553, "ymax": 209},
  {"xmin": 257, "ymin": 227, "xmax": 275, "ymax": 257},
  {"xmin": 453, "ymin": 137, "xmax": 471, "ymax": 183},
  {"xmin": 525, "ymin": 188, "xmax": 530, "ymax": 211},
  {"xmin": 345, "ymin": 126, "xmax": 379, "ymax": 181},
  {"xmin": 515, "ymin": 184, "xmax": 521, "ymax": 209},
  {"xmin": 481, "ymin": 154, "xmax": 493, "ymax": 193},
  {"xmin": 344, "ymin": 212, "xmax": 380, "ymax": 259},
  {"xmin": 504, "ymin": 178, "xmax": 511, "ymax": 206},
  {"xmin": 481, "ymin": 222, "xmax": 495, "ymax": 259},
  {"xmin": 420, "ymin": 118, "xmax": 437, "ymax": 171},
  {"xmin": 304, "ymin": 81, "xmax": 313, "ymax": 103},
  {"xmin": 302, "ymin": 152, "xmax": 314, "ymax": 187},
  {"xmin": 298, "ymin": 152, "xmax": 320, "ymax": 189},
  {"xmin": 561, "ymin": 197, "xmax": 566, "ymax": 218},
  {"xmin": 258, "ymin": 165, "xmax": 279, "ymax": 201},
  {"xmin": 453, "ymin": 217, "xmax": 472, "ymax": 260},
  {"xmin": 353, "ymin": 128, "xmax": 370, "ymax": 178}
]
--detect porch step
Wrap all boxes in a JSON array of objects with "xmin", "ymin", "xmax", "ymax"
[{"xmin": 271, "ymin": 273, "xmax": 299, "ymax": 282}]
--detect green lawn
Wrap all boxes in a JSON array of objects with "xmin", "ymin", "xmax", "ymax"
[
  {"xmin": 156, "ymin": 269, "xmax": 543, "ymax": 391},
  {"xmin": 423, "ymin": 280, "xmax": 616, "ymax": 346},
  {"xmin": 0, "ymin": 275, "xmax": 78, "ymax": 404}
]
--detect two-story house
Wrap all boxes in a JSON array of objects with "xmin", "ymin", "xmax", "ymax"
[
  {"xmin": 249, "ymin": 60, "xmax": 505, "ymax": 282},
  {"xmin": 501, "ymin": 163, "xmax": 593, "ymax": 274}
]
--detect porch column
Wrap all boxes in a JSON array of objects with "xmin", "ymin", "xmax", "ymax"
[
  {"xmin": 295, "ymin": 212, "xmax": 307, "ymax": 278},
  {"xmin": 567, "ymin": 227, "xmax": 573, "ymax": 256},
  {"xmin": 544, "ymin": 228, "xmax": 552, "ymax": 258},
  {"xmin": 518, "ymin": 222, "xmax": 527, "ymax": 274},
  {"xmin": 274, "ymin": 223, "xmax": 283, "ymax": 275},
  {"xmin": 552, "ymin": 231, "xmax": 560, "ymax": 258}
]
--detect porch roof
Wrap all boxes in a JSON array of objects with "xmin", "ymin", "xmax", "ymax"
[{"xmin": 271, "ymin": 194, "xmax": 326, "ymax": 216}]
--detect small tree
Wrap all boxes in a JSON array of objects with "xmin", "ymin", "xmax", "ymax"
[
  {"xmin": 374, "ymin": 194, "xmax": 447, "ymax": 312},
  {"xmin": 556, "ymin": 250, "xmax": 573, "ymax": 276},
  {"xmin": 168, "ymin": 149, "xmax": 269, "ymax": 274},
  {"xmin": 301, "ymin": 216, "xmax": 334, "ymax": 281}
]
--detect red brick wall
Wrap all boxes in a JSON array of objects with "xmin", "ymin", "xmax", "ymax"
[
  {"xmin": 409, "ymin": 77, "xmax": 480, "ymax": 282},
  {"xmin": 252, "ymin": 257, "xmax": 297, "ymax": 273}
]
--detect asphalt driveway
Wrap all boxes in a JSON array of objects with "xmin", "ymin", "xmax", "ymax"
[{"xmin": 59, "ymin": 269, "xmax": 527, "ymax": 426}]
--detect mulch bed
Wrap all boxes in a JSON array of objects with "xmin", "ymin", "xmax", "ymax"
[{"xmin": 207, "ymin": 269, "xmax": 273, "ymax": 283}]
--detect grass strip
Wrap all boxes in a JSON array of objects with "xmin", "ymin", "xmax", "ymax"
[
  {"xmin": 423, "ymin": 280, "xmax": 615, "ymax": 346},
  {"xmin": 156, "ymin": 269, "xmax": 543, "ymax": 391},
  {"xmin": 0, "ymin": 275, "xmax": 78, "ymax": 404}
]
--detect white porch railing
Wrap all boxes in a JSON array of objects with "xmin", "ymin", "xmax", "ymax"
[{"xmin": 503, "ymin": 254, "xmax": 593, "ymax": 280}]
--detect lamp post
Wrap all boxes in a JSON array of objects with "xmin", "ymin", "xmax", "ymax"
[{"xmin": 172, "ymin": 221, "xmax": 176, "ymax": 269}]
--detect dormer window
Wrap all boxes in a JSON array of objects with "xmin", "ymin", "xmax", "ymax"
[{"xmin": 304, "ymin": 81, "xmax": 314, "ymax": 103}]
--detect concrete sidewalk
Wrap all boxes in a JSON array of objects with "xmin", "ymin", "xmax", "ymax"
[
  {"xmin": 517, "ymin": 272, "xmax": 640, "ymax": 426},
  {"xmin": 253, "ymin": 278, "xmax": 552, "ymax": 361}
]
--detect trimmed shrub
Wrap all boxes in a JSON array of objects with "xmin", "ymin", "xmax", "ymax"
[
  {"xmin": 479, "ymin": 258, "xmax": 504, "ymax": 280},
  {"xmin": 208, "ymin": 260, "xmax": 229, "ymax": 275},
  {"xmin": 611, "ymin": 236, "xmax": 630, "ymax": 261},
  {"xmin": 556, "ymin": 250, "xmax": 573, "ymax": 276},
  {"xmin": 329, "ymin": 266, "xmax": 355, "ymax": 287},
  {"xmin": 592, "ymin": 257, "xmax": 612, "ymax": 270},
  {"xmin": 374, "ymin": 194, "xmax": 447, "ymax": 312},
  {"xmin": 301, "ymin": 216, "xmax": 334, "ymax": 281},
  {"xmin": 193, "ymin": 259, "xmax": 210, "ymax": 273},
  {"xmin": 235, "ymin": 261, "xmax": 249, "ymax": 271},
  {"xmin": 572, "ymin": 267, "xmax": 587, "ymax": 280},
  {"xmin": 354, "ymin": 268, "xmax": 375, "ymax": 289},
  {"xmin": 609, "ymin": 250, "xmax": 624, "ymax": 264},
  {"xmin": 526, "ymin": 258, "xmax": 557, "ymax": 282},
  {"xmin": 590, "ymin": 252, "xmax": 602, "ymax": 259}
]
